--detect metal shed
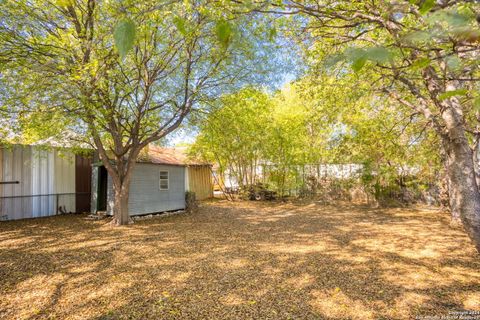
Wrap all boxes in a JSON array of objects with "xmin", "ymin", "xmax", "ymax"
[
  {"xmin": 0, "ymin": 145, "xmax": 92, "ymax": 221},
  {"xmin": 91, "ymin": 146, "xmax": 213, "ymax": 216}
]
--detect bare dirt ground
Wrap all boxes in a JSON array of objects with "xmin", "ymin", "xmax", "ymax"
[{"xmin": 0, "ymin": 201, "xmax": 479, "ymax": 320}]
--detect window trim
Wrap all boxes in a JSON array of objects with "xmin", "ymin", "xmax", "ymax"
[{"xmin": 159, "ymin": 170, "xmax": 169, "ymax": 191}]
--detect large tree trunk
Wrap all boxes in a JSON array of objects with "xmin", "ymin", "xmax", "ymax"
[
  {"xmin": 446, "ymin": 168, "xmax": 462, "ymax": 225},
  {"xmin": 98, "ymin": 150, "xmax": 138, "ymax": 226},
  {"xmin": 439, "ymin": 148, "xmax": 461, "ymax": 223},
  {"xmin": 420, "ymin": 69, "xmax": 480, "ymax": 252},
  {"xmin": 441, "ymin": 102, "xmax": 480, "ymax": 252},
  {"xmin": 473, "ymin": 138, "xmax": 480, "ymax": 193}
]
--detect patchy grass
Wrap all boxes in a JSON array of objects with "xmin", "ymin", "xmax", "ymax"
[{"xmin": 0, "ymin": 201, "xmax": 479, "ymax": 319}]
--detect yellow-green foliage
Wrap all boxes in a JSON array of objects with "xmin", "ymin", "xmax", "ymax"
[{"xmin": 193, "ymin": 71, "xmax": 441, "ymax": 193}]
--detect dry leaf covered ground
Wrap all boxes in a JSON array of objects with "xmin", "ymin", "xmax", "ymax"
[{"xmin": 0, "ymin": 200, "xmax": 479, "ymax": 320}]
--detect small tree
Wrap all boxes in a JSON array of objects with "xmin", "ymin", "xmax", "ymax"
[{"xmin": 192, "ymin": 87, "xmax": 274, "ymax": 190}]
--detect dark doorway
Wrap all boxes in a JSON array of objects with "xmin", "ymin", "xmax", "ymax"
[
  {"xmin": 97, "ymin": 166, "xmax": 108, "ymax": 211},
  {"xmin": 75, "ymin": 155, "xmax": 92, "ymax": 213}
]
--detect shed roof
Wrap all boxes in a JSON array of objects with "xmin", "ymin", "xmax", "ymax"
[{"xmin": 138, "ymin": 145, "xmax": 210, "ymax": 167}]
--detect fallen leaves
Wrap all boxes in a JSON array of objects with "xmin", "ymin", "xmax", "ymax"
[{"xmin": 0, "ymin": 201, "xmax": 479, "ymax": 319}]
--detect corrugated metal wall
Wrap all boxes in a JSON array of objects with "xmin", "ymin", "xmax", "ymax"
[
  {"xmin": 54, "ymin": 151, "xmax": 76, "ymax": 213},
  {"xmin": 0, "ymin": 145, "xmax": 77, "ymax": 220},
  {"xmin": 103, "ymin": 164, "xmax": 186, "ymax": 216},
  {"xmin": 187, "ymin": 166, "xmax": 213, "ymax": 200},
  {"xmin": 2, "ymin": 146, "xmax": 34, "ymax": 219}
]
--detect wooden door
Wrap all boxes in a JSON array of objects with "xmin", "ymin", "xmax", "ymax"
[{"xmin": 75, "ymin": 154, "xmax": 92, "ymax": 213}]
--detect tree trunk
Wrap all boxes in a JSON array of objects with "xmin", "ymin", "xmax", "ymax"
[
  {"xmin": 441, "ymin": 103, "xmax": 480, "ymax": 252},
  {"xmin": 439, "ymin": 148, "xmax": 461, "ymax": 223},
  {"xmin": 445, "ymin": 161, "xmax": 462, "ymax": 225},
  {"xmin": 420, "ymin": 69, "xmax": 480, "ymax": 252},
  {"xmin": 473, "ymin": 138, "xmax": 480, "ymax": 193},
  {"xmin": 112, "ymin": 182, "xmax": 131, "ymax": 225}
]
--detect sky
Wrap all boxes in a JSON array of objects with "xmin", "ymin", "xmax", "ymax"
[
  {"xmin": 166, "ymin": 71, "xmax": 299, "ymax": 147},
  {"xmin": 166, "ymin": 33, "xmax": 304, "ymax": 148}
]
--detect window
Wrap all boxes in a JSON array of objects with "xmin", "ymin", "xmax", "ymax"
[{"xmin": 159, "ymin": 170, "xmax": 169, "ymax": 190}]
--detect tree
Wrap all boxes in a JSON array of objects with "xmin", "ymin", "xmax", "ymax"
[
  {"xmin": 254, "ymin": 0, "xmax": 480, "ymax": 252},
  {"xmin": 192, "ymin": 87, "xmax": 273, "ymax": 190},
  {"xmin": 193, "ymin": 71, "xmax": 439, "ymax": 201},
  {"xmin": 0, "ymin": 0, "xmax": 269, "ymax": 224}
]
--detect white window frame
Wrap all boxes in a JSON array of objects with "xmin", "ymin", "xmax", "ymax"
[{"xmin": 159, "ymin": 170, "xmax": 169, "ymax": 191}]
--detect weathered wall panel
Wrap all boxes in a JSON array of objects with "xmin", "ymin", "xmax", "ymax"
[
  {"xmin": 0, "ymin": 145, "xmax": 83, "ymax": 221},
  {"xmin": 105, "ymin": 164, "xmax": 186, "ymax": 216},
  {"xmin": 54, "ymin": 151, "xmax": 76, "ymax": 213},
  {"xmin": 31, "ymin": 148, "xmax": 55, "ymax": 217},
  {"xmin": 107, "ymin": 174, "xmax": 114, "ymax": 215},
  {"xmin": 1, "ymin": 146, "xmax": 32, "ymax": 220},
  {"xmin": 1, "ymin": 146, "xmax": 13, "ymax": 219},
  {"xmin": 187, "ymin": 166, "xmax": 213, "ymax": 200},
  {"xmin": 20, "ymin": 146, "xmax": 32, "ymax": 219},
  {"xmin": 90, "ymin": 166, "xmax": 98, "ymax": 213}
]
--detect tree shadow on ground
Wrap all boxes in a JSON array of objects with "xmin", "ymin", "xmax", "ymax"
[{"xmin": 0, "ymin": 201, "xmax": 479, "ymax": 319}]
